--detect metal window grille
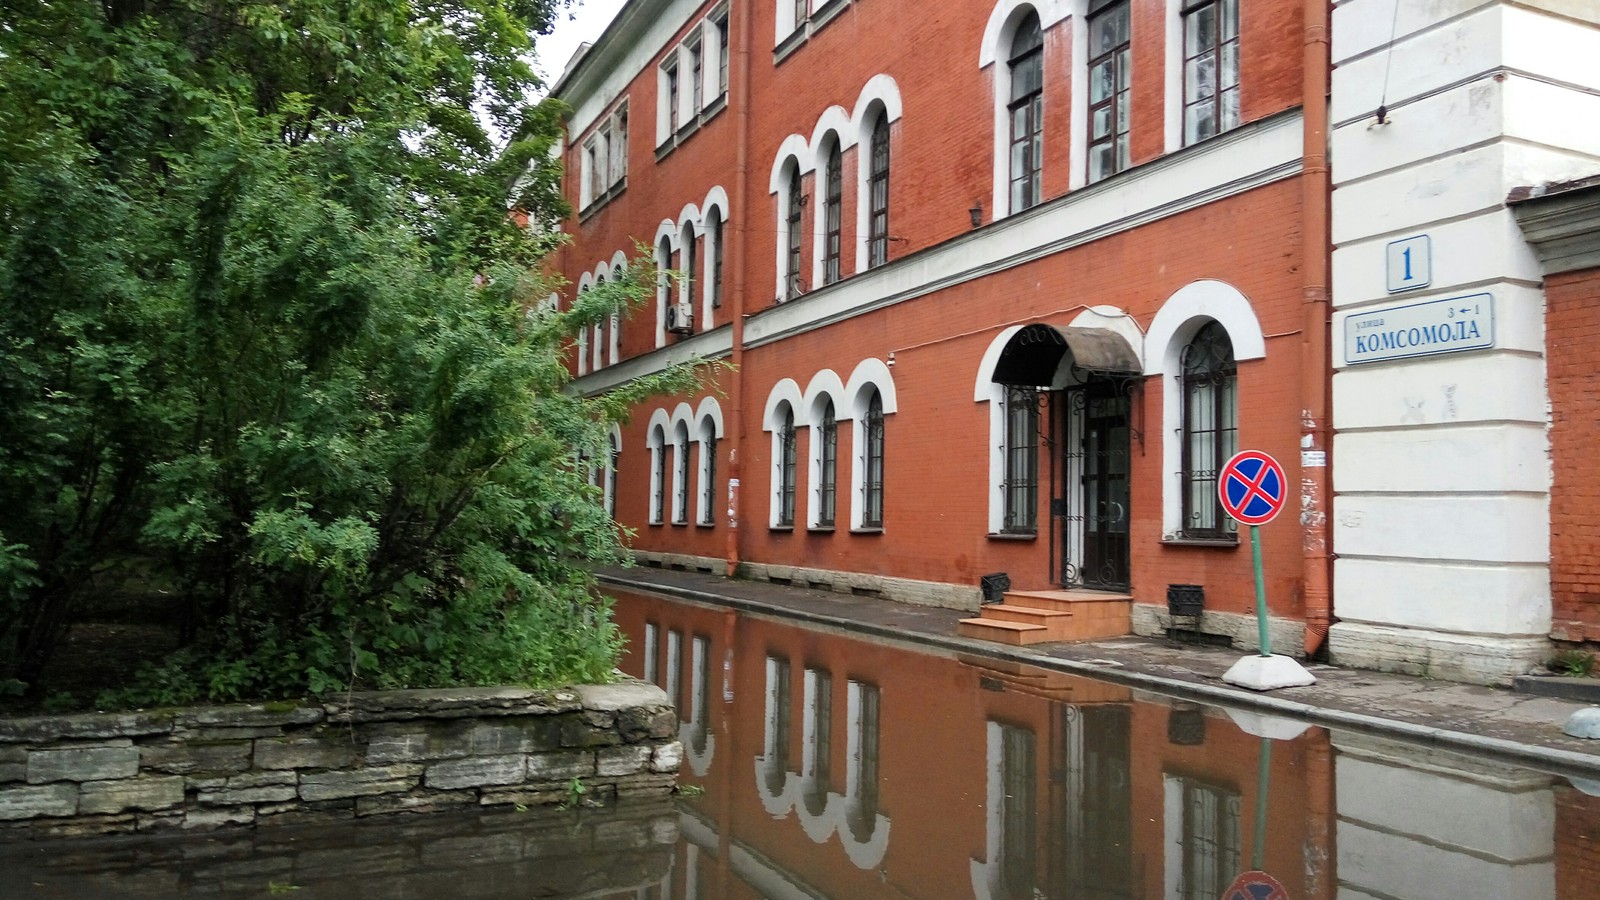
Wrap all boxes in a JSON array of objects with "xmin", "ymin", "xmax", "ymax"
[
  {"xmin": 779, "ymin": 413, "xmax": 797, "ymax": 526},
  {"xmin": 1008, "ymin": 13, "xmax": 1044, "ymax": 212},
  {"xmin": 666, "ymin": 63, "xmax": 679, "ymax": 130},
  {"xmin": 1001, "ymin": 387, "xmax": 1039, "ymax": 533},
  {"xmin": 1179, "ymin": 778, "xmax": 1241, "ymax": 899},
  {"xmin": 716, "ymin": 14, "xmax": 730, "ymax": 94},
  {"xmin": 824, "ymin": 147, "xmax": 843, "ymax": 285},
  {"xmin": 1087, "ymin": 0, "xmax": 1132, "ymax": 183},
  {"xmin": 689, "ymin": 41, "xmax": 702, "ymax": 114},
  {"xmin": 701, "ymin": 433, "xmax": 717, "ymax": 524},
  {"xmin": 862, "ymin": 393, "xmax": 885, "ymax": 527},
  {"xmin": 710, "ymin": 213, "xmax": 724, "ymax": 308},
  {"xmin": 869, "ymin": 119, "xmax": 890, "ymax": 267},
  {"xmin": 606, "ymin": 435, "xmax": 620, "ymax": 517},
  {"xmin": 785, "ymin": 175, "xmax": 804, "ymax": 300},
  {"xmin": 1182, "ymin": 0, "xmax": 1240, "ymax": 146},
  {"xmin": 1181, "ymin": 321, "xmax": 1237, "ymax": 537},
  {"xmin": 674, "ymin": 430, "xmax": 690, "ymax": 524},
  {"xmin": 819, "ymin": 402, "xmax": 837, "ymax": 526},
  {"xmin": 683, "ymin": 224, "xmax": 697, "ymax": 323},
  {"xmin": 651, "ymin": 443, "xmax": 666, "ymax": 524}
]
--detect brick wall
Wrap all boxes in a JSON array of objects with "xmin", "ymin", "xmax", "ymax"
[{"xmin": 1547, "ymin": 265, "xmax": 1600, "ymax": 642}]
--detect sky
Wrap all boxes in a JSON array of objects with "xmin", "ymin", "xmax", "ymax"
[{"xmin": 535, "ymin": 0, "xmax": 631, "ymax": 89}]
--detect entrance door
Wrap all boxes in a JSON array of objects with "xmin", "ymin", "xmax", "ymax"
[{"xmin": 1060, "ymin": 379, "xmax": 1131, "ymax": 590}]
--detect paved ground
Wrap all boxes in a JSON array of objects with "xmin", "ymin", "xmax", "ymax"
[{"xmin": 597, "ymin": 565, "xmax": 1600, "ymax": 778}]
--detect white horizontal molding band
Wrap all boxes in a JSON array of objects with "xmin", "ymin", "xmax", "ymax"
[{"xmin": 743, "ymin": 110, "xmax": 1304, "ymax": 350}]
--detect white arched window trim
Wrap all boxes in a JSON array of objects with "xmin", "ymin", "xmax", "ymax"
[
  {"xmin": 851, "ymin": 74, "xmax": 904, "ymax": 273},
  {"xmin": 844, "ymin": 359, "xmax": 896, "ymax": 531},
  {"xmin": 807, "ymin": 107, "xmax": 851, "ymax": 291},
  {"xmin": 762, "ymin": 379, "xmax": 805, "ymax": 528},
  {"xmin": 694, "ymin": 397, "xmax": 725, "ymax": 526},
  {"xmin": 1145, "ymin": 279, "xmax": 1265, "ymax": 538},
  {"xmin": 645, "ymin": 409, "xmax": 672, "ymax": 525},
  {"xmin": 670, "ymin": 416, "xmax": 692, "ymax": 525},
  {"xmin": 769, "ymin": 135, "xmax": 812, "ymax": 302},
  {"xmin": 701, "ymin": 186, "xmax": 730, "ymax": 328},
  {"xmin": 653, "ymin": 219, "xmax": 679, "ymax": 348},
  {"xmin": 800, "ymin": 370, "xmax": 846, "ymax": 529},
  {"xmin": 981, "ymin": 0, "xmax": 1084, "ymax": 218}
]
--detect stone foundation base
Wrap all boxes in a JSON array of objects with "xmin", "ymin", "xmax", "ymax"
[
  {"xmin": 1328, "ymin": 622, "xmax": 1551, "ymax": 685},
  {"xmin": 1131, "ymin": 604, "xmax": 1308, "ymax": 657},
  {"xmin": 628, "ymin": 551, "xmax": 981, "ymax": 612}
]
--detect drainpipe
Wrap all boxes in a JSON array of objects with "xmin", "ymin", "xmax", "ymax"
[
  {"xmin": 1300, "ymin": 0, "xmax": 1333, "ymax": 657},
  {"xmin": 724, "ymin": 0, "xmax": 753, "ymax": 577}
]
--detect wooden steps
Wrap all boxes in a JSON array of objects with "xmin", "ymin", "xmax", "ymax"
[{"xmin": 957, "ymin": 589, "xmax": 1133, "ymax": 645}]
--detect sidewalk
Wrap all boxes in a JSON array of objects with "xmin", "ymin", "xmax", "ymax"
[{"xmin": 597, "ymin": 565, "xmax": 1600, "ymax": 779}]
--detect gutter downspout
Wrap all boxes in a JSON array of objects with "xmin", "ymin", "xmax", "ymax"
[
  {"xmin": 724, "ymin": 0, "xmax": 753, "ymax": 578},
  {"xmin": 1300, "ymin": 0, "xmax": 1333, "ymax": 657}
]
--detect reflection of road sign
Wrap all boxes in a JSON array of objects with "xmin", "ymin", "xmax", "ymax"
[
  {"xmin": 1224, "ymin": 870, "xmax": 1290, "ymax": 900},
  {"xmin": 1219, "ymin": 450, "xmax": 1287, "ymax": 526}
]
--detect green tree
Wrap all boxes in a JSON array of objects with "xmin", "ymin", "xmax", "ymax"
[{"xmin": 0, "ymin": 0, "xmax": 692, "ymax": 703}]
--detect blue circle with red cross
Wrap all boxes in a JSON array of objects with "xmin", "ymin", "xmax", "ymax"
[
  {"xmin": 1218, "ymin": 450, "xmax": 1287, "ymax": 526},
  {"xmin": 1223, "ymin": 870, "xmax": 1290, "ymax": 900}
]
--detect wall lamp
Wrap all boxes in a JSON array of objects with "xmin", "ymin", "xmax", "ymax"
[{"xmin": 969, "ymin": 202, "xmax": 983, "ymax": 229}]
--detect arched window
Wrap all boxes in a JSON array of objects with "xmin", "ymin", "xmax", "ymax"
[
  {"xmin": 605, "ymin": 430, "xmax": 621, "ymax": 518},
  {"xmin": 649, "ymin": 424, "xmax": 667, "ymax": 524},
  {"xmin": 861, "ymin": 391, "xmax": 885, "ymax": 528},
  {"xmin": 1087, "ymin": 0, "xmax": 1132, "ymax": 183},
  {"xmin": 656, "ymin": 235, "xmax": 673, "ymax": 347},
  {"xmin": 1002, "ymin": 386, "xmax": 1038, "ymax": 533},
  {"xmin": 778, "ymin": 407, "xmax": 798, "ymax": 526},
  {"xmin": 700, "ymin": 427, "xmax": 718, "ymax": 526},
  {"xmin": 1008, "ymin": 11, "xmax": 1044, "ymax": 212},
  {"xmin": 785, "ymin": 172, "xmax": 805, "ymax": 300},
  {"xmin": 823, "ymin": 144, "xmax": 843, "ymax": 285},
  {"xmin": 868, "ymin": 117, "xmax": 891, "ymax": 268},
  {"xmin": 707, "ymin": 208, "xmax": 725, "ymax": 312},
  {"xmin": 1181, "ymin": 320, "xmax": 1237, "ymax": 538},
  {"xmin": 673, "ymin": 421, "xmax": 691, "ymax": 524},
  {"xmin": 682, "ymin": 222, "xmax": 698, "ymax": 330},
  {"xmin": 818, "ymin": 400, "xmax": 838, "ymax": 527}
]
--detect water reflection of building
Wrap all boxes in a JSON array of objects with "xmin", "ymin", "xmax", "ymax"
[{"xmin": 611, "ymin": 587, "xmax": 1600, "ymax": 900}]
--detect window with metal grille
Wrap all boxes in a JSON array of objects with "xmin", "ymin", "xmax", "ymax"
[
  {"xmin": 665, "ymin": 61, "xmax": 680, "ymax": 130},
  {"xmin": 1181, "ymin": 321, "xmax": 1237, "ymax": 538},
  {"xmin": 868, "ymin": 117, "xmax": 890, "ymax": 268},
  {"xmin": 862, "ymin": 392, "xmax": 885, "ymax": 528},
  {"xmin": 683, "ymin": 222, "xmax": 697, "ymax": 324},
  {"xmin": 778, "ymin": 409, "xmax": 797, "ymax": 526},
  {"xmin": 674, "ymin": 423, "xmax": 691, "ymax": 524},
  {"xmin": 823, "ymin": 145, "xmax": 843, "ymax": 285},
  {"xmin": 606, "ymin": 432, "xmax": 620, "ymax": 517},
  {"xmin": 700, "ymin": 430, "xmax": 717, "ymax": 525},
  {"xmin": 1008, "ymin": 12, "xmax": 1044, "ymax": 212},
  {"xmin": 715, "ymin": 11, "xmax": 730, "ymax": 96},
  {"xmin": 709, "ymin": 211, "xmax": 725, "ymax": 308},
  {"xmin": 1087, "ymin": 0, "xmax": 1131, "ymax": 183},
  {"xmin": 650, "ymin": 427, "xmax": 666, "ymax": 524},
  {"xmin": 1002, "ymin": 386, "xmax": 1038, "ymax": 533},
  {"xmin": 1182, "ymin": 0, "xmax": 1239, "ymax": 145},
  {"xmin": 785, "ymin": 173, "xmax": 804, "ymax": 300},
  {"xmin": 688, "ymin": 39, "xmax": 702, "ymax": 116},
  {"xmin": 818, "ymin": 400, "xmax": 837, "ymax": 526},
  {"xmin": 1176, "ymin": 777, "xmax": 1241, "ymax": 899}
]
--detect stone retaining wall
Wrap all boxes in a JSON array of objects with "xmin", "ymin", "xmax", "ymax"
[{"xmin": 0, "ymin": 683, "xmax": 680, "ymax": 838}]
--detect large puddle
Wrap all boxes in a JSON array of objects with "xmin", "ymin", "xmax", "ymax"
[
  {"xmin": 4, "ymin": 586, "xmax": 1599, "ymax": 898},
  {"xmin": 611, "ymin": 586, "xmax": 1600, "ymax": 900}
]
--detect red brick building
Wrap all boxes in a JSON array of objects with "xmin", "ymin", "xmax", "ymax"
[{"xmin": 551, "ymin": 0, "xmax": 1334, "ymax": 655}]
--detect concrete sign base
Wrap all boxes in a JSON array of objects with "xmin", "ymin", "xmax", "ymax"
[{"xmin": 1222, "ymin": 654, "xmax": 1317, "ymax": 691}]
